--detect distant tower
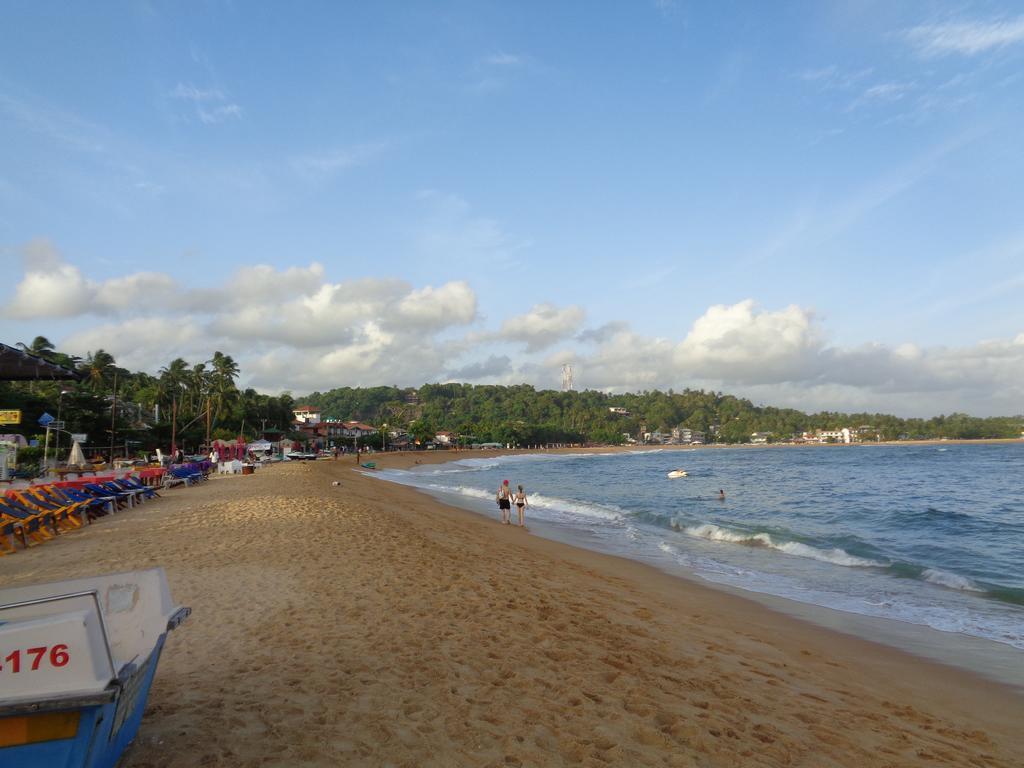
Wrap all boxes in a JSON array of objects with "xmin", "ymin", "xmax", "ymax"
[{"xmin": 561, "ymin": 364, "xmax": 575, "ymax": 392}]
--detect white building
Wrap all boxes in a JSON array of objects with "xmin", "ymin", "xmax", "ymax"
[
  {"xmin": 819, "ymin": 428, "xmax": 852, "ymax": 444},
  {"xmin": 292, "ymin": 406, "xmax": 321, "ymax": 426}
]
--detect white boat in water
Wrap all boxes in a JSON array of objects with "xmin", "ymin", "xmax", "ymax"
[{"xmin": 667, "ymin": 469, "xmax": 688, "ymax": 478}]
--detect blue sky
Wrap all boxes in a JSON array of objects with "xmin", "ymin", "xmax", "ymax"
[{"xmin": 2, "ymin": 1, "xmax": 1023, "ymax": 416}]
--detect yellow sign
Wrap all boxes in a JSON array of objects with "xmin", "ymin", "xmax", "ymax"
[{"xmin": 0, "ymin": 409, "xmax": 21, "ymax": 425}]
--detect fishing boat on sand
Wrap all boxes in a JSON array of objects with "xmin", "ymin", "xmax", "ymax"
[{"xmin": 0, "ymin": 568, "xmax": 189, "ymax": 768}]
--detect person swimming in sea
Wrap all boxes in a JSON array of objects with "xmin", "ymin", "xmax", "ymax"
[{"xmin": 718, "ymin": 489, "xmax": 726, "ymax": 500}]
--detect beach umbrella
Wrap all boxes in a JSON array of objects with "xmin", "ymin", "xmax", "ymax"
[{"xmin": 68, "ymin": 440, "xmax": 86, "ymax": 467}]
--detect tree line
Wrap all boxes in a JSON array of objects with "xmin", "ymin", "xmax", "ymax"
[
  {"xmin": 3, "ymin": 337, "xmax": 1021, "ymax": 464},
  {"xmin": 302, "ymin": 382, "xmax": 1023, "ymax": 445},
  {"xmin": 2, "ymin": 337, "xmax": 296, "ymax": 461}
]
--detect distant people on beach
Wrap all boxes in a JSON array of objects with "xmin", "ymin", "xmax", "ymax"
[
  {"xmin": 513, "ymin": 484, "xmax": 528, "ymax": 527},
  {"xmin": 496, "ymin": 479, "xmax": 512, "ymax": 524}
]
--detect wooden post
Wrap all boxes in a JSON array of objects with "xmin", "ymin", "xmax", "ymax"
[
  {"xmin": 108, "ymin": 370, "xmax": 118, "ymax": 464},
  {"xmin": 171, "ymin": 396, "xmax": 178, "ymax": 459}
]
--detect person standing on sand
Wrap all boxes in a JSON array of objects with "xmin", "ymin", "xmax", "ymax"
[
  {"xmin": 496, "ymin": 479, "xmax": 512, "ymax": 524},
  {"xmin": 513, "ymin": 484, "xmax": 528, "ymax": 527}
]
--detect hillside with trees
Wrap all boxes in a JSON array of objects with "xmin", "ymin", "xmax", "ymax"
[
  {"xmin": 3, "ymin": 337, "xmax": 1021, "ymax": 464},
  {"xmin": 302, "ymin": 382, "xmax": 1022, "ymax": 445}
]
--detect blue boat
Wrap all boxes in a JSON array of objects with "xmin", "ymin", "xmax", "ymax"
[{"xmin": 0, "ymin": 568, "xmax": 189, "ymax": 767}]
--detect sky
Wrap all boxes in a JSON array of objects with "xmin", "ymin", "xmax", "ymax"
[{"xmin": 1, "ymin": 1, "xmax": 1023, "ymax": 417}]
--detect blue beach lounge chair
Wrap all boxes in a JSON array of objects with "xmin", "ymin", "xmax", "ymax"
[
  {"xmin": 0, "ymin": 517, "xmax": 26, "ymax": 554},
  {"xmin": 19, "ymin": 487, "xmax": 91, "ymax": 529},
  {"xmin": 0, "ymin": 497, "xmax": 59, "ymax": 543},
  {"xmin": 115, "ymin": 477, "xmax": 159, "ymax": 499},
  {"xmin": 84, "ymin": 483, "xmax": 135, "ymax": 509},
  {"xmin": 46, "ymin": 486, "xmax": 115, "ymax": 519}
]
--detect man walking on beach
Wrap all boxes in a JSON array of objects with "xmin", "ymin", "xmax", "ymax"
[{"xmin": 496, "ymin": 479, "xmax": 512, "ymax": 525}]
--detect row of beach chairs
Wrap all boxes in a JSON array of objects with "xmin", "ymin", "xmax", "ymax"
[{"xmin": 0, "ymin": 464, "xmax": 210, "ymax": 556}]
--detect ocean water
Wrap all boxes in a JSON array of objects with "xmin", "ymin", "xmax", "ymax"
[{"xmin": 371, "ymin": 445, "xmax": 1024, "ymax": 652}]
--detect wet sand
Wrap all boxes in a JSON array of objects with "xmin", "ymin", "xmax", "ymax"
[{"xmin": 0, "ymin": 453, "xmax": 1021, "ymax": 767}]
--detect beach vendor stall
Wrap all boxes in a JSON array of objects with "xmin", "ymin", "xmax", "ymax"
[
  {"xmin": 0, "ymin": 568, "xmax": 189, "ymax": 767},
  {"xmin": 247, "ymin": 439, "xmax": 272, "ymax": 455}
]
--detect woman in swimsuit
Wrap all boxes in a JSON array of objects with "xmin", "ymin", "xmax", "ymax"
[{"xmin": 514, "ymin": 484, "xmax": 528, "ymax": 527}]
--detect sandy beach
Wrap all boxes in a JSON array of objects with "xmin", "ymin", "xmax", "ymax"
[{"xmin": 1, "ymin": 452, "xmax": 1022, "ymax": 767}]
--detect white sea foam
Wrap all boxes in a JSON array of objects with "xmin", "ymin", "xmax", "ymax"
[
  {"xmin": 425, "ymin": 462, "xmax": 500, "ymax": 474},
  {"xmin": 528, "ymin": 492, "xmax": 624, "ymax": 522},
  {"xmin": 921, "ymin": 568, "xmax": 985, "ymax": 593},
  {"xmin": 684, "ymin": 524, "xmax": 885, "ymax": 568},
  {"xmin": 416, "ymin": 482, "xmax": 624, "ymax": 524},
  {"xmin": 437, "ymin": 484, "xmax": 493, "ymax": 501}
]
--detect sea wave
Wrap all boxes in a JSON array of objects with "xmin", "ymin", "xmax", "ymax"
[
  {"xmin": 528, "ymin": 492, "xmax": 624, "ymax": 522},
  {"xmin": 414, "ymin": 481, "xmax": 626, "ymax": 523},
  {"xmin": 684, "ymin": 524, "xmax": 886, "ymax": 568},
  {"xmin": 921, "ymin": 568, "xmax": 985, "ymax": 593}
]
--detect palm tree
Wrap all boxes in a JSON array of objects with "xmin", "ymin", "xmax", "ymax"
[
  {"xmin": 84, "ymin": 350, "xmax": 117, "ymax": 390},
  {"xmin": 209, "ymin": 351, "xmax": 240, "ymax": 422},
  {"xmin": 187, "ymin": 363, "xmax": 210, "ymax": 418},
  {"xmin": 158, "ymin": 358, "xmax": 191, "ymax": 416},
  {"xmin": 17, "ymin": 336, "xmax": 56, "ymax": 358}
]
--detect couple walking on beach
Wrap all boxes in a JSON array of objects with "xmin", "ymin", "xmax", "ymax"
[{"xmin": 496, "ymin": 479, "xmax": 528, "ymax": 527}]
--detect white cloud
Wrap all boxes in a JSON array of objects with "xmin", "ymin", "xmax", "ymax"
[
  {"xmin": 397, "ymin": 282, "xmax": 477, "ymax": 330},
  {"xmin": 446, "ymin": 354, "xmax": 512, "ymax": 381},
  {"xmin": 653, "ymin": 0, "xmax": 678, "ymax": 16},
  {"xmin": 62, "ymin": 317, "xmax": 207, "ymax": 372},
  {"xmin": 797, "ymin": 66, "xmax": 874, "ymax": 92},
  {"xmin": 0, "ymin": 92, "xmax": 107, "ymax": 154},
  {"xmin": 290, "ymin": 142, "xmax": 388, "ymax": 177},
  {"xmin": 197, "ymin": 103, "xmax": 242, "ymax": 124},
  {"xmin": 484, "ymin": 53, "xmax": 524, "ymax": 67},
  {"xmin": 414, "ymin": 190, "xmax": 532, "ymax": 266},
  {"xmin": 171, "ymin": 84, "xmax": 224, "ymax": 101},
  {"xmin": 675, "ymin": 301, "xmax": 820, "ymax": 382},
  {"xmin": 846, "ymin": 81, "xmax": 915, "ymax": 111},
  {"xmin": 170, "ymin": 82, "xmax": 242, "ymax": 124},
  {"xmin": 568, "ymin": 303, "xmax": 1024, "ymax": 416},
  {"xmin": 799, "ymin": 65, "xmax": 838, "ymax": 82},
  {"xmin": 498, "ymin": 303, "xmax": 586, "ymax": 352},
  {"xmin": 908, "ymin": 16, "xmax": 1024, "ymax": 57},
  {"xmin": 5, "ymin": 245, "xmax": 1024, "ymax": 416},
  {"xmin": 5, "ymin": 239, "xmax": 179, "ymax": 318}
]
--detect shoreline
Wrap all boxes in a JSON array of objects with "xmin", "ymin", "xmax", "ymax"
[
  {"xmin": 366, "ymin": 447, "xmax": 1024, "ymax": 689},
  {"xmin": 0, "ymin": 456, "xmax": 1021, "ymax": 765}
]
